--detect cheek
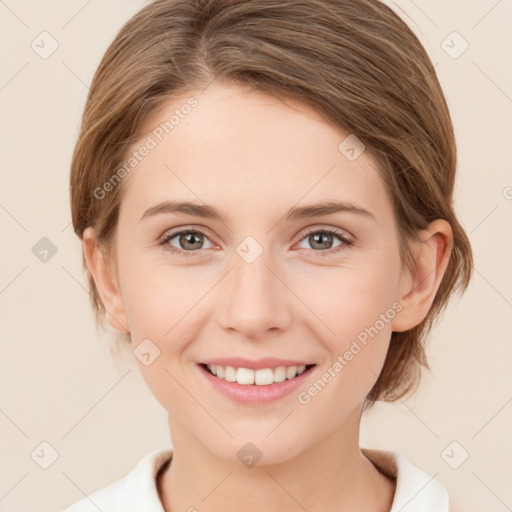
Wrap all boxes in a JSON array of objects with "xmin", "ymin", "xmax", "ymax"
[
  {"xmin": 120, "ymin": 261, "xmax": 204, "ymax": 411},
  {"xmin": 291, "ymin": 255, "xmax": 400, "ymax": 397},
  {"xmin": 295, "ymin": 258, "xmax": 400, "ymax": 341},
  {"xmin": 120, "ymin": 256, "xmax": 209, "ymax": 337}
]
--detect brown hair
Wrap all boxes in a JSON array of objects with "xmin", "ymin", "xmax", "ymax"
[{"xmin": 69, "ymin": 0, "xmax": 473, "ymax": 410}]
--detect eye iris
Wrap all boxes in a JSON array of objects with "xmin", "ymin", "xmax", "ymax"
[
  {"xmin": 180, "ymin": 232, "xmax": 203, "ymax": 250},
  {"xmin": 310, "ymin": 232, "xmax": 333, "ymax": 250}
]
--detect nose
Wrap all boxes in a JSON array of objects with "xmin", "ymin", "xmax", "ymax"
[{"xmin": 216, "ymin": 247, "xmax": 292, "ymax": 339}]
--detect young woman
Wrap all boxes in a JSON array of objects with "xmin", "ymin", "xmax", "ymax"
[{"xmin": 63, "ymin": 0, "xmax": 473, "ymax": 510}]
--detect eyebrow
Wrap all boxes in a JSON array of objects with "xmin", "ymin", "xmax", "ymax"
[{"xmin": 139, "ymin": 199, "xmax": 376, "ymax": 223}]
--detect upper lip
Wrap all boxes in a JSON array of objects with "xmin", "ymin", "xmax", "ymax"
[{"xmin": 200, "ymin": 357, "xmax": 315, "ymax": 370}]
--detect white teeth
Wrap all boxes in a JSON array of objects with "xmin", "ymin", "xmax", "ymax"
[
  {"xmin": 254, "ymin": 368, "xmax": 274, "ymax": 385},
  {"xmin": 205, "ymin": 364, "xmax": 311, "ymax": 385},
  {"xmin": 286, "ymin": 366, "xmax": 298, "ymax": 379},
  {"xmin": 237, "ymin": 367, "xmax": 255, "ymax": 385},
  {"xmin": 224, "ymin": 366, "xmax": 237, "ymax": 382},
  {"xmin": 273, "ymin": 366, "xmax": 286, "ymax": 383}
]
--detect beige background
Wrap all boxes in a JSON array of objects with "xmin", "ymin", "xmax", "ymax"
[{"xmin": 0, "ymin": 1, "xmax": 511, "ymax": 511}]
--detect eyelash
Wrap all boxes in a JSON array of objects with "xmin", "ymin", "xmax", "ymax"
[{"xmin": 158, "ymin": 226, "xmax": 354, "ymax": 259}]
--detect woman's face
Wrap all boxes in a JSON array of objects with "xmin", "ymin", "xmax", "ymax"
[{"xmin": 96, "ymin": 82, "xmax": 416, "ymax": 463}]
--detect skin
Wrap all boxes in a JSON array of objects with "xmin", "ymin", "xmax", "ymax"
[{"xmin": 83, "ymin": 81, "xmax": 453, "ymax": 512}]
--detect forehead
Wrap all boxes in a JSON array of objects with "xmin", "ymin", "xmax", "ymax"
[{"xmin": 119, "ymin": 82, "xmax": 391, "ymax": 223}]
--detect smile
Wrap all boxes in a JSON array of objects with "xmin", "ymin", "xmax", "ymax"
[
  {"xmin": 197, "ymin": 363, "xmax": 317, "ymax": 405},
  {"xmin": 203, "ymin": 363, "xmax": 316, "ymax": 386}
]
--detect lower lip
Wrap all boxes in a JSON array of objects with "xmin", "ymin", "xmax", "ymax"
[{"xmin": 197, "ymin": 364, "xmax": 316, "ymax": 405}]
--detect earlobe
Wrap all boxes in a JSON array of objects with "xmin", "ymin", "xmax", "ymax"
[
  {"xmin": 82, "ymin": 227, "xmax": 130, "ymax": 334},
  {"xmin": 391, "ymin": 219, "xmax": 453, "ymax": 333}
]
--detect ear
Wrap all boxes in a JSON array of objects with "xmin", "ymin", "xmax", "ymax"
[
  {"xmin": 82, "ymin": 226, "xmax": 129, "ymax": 334},
  {"xmin": 391, "ymin": 219, "xmax": 453, "ymax": 332}
]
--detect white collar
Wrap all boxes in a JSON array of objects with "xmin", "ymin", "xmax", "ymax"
[
  {"xmin": 64, "ymin": 445, "xmax": 451, "ymax": 511},
  {"xmin": 361, "ymin": 447, "xmax": 450, "ymax": 511}
]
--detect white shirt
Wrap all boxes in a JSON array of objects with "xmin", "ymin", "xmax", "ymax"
[{"xmin": 61, "ymin": 446, "xmax": 460, "ymax": 511}]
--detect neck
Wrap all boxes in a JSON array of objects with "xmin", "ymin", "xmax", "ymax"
[{"xmin": 157, "ymin": 405, "xmax": 396, "ymax": 512}]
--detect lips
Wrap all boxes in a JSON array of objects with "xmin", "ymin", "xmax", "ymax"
[
  {"xmin": 198, "ymin": 361, "xmax": 317, "ymax": 404},
  {"xmin": 200, "ymin": 357, "xmax": 315, "ymax": 371}
]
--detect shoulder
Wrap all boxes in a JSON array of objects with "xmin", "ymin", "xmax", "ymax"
[{"xmin": 59, "ymin": 446, "xmax": 173, "ymax": 512}]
